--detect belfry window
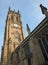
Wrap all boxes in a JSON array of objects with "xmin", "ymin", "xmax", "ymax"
[
  {"xmin": 16, "ymin": 17, "xmax": 18, "ymax": 22},
  {"xmin": 11, "ymin": 15, "xmax": 13, "ymax": 21}
]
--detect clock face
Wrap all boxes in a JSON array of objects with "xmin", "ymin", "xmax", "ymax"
[
  {"xmin": 13, "ymin": 24, "xmax": 18, "ymax": 27},
  {"xmin": 13, "ymin": 24, "xmax": 20, "ymax": 28}
]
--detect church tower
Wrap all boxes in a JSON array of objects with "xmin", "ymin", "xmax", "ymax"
[{"xmin": 1, "ymin": 7, "xmax": 25, "ymax": 65}]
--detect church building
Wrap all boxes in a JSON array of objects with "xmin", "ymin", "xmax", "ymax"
[{"xmin": 1, "ymin": 4, "xmax": 48, "ymax": 65}]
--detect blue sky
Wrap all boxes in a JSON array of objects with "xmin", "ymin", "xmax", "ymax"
[{"xmin": 0, "ymin": 0, "xmax": 48, "ymax": 58}]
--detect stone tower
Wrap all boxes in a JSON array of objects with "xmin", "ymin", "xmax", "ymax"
[{"xmin": 1, "ymin": 7, "xmax": 25, "ymax": 65}]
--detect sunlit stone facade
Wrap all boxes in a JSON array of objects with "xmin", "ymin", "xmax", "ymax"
[
  {"xmin": 1, "ymin": 4, "xmax": 48, "ymax": 65},
  {"xmin": 1, "ymin": 8, "xmax": 25, "ymax": 65}
]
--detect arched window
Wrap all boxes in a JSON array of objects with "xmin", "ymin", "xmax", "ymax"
[
  {"xmin": 14, "ymin": 32, "xmax": 21, "ymax": 42},
  {"xmin": 15, "ymin": 34, "xmax": 19, "ymax": 42},
  {"xmin": 38, "ymin": 37, "xmax": 48, "ymax": 61},
  {"xmin": 11, "ymin": 15, "xmax": 13, "ymax": 21},
  {"xmin": 16, "ymin": 17, "xmax": 18, "ymax": 22}
]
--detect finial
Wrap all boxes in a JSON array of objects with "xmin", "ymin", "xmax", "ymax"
[
  {"xmin": 9, "ymin": 6, "xmax": 11, "ymax": 11},
  {"xmin": 18, "ymin": 10, "xmax": 21, "ymax": 17},
  {"xmin": 14, "ymin": 9, "xmax": 15, "ymax": 12},
  {"xmin": 18, "ymin": 10, "xmax": 20, "ymax": 14},
  {"xmin": 26, "ymin": 24, "xmax": 30, "ymax": 34},
  {"xmin": 40, "ymin": 4, "xmax": 47, "ymax": 14}
]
